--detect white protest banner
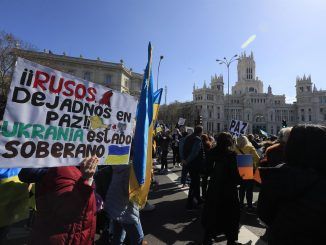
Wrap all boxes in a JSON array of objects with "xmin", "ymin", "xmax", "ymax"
[
  {"xmin": 229, "ymin": 119, "xmax": 248, "ymax": 137},
  {"xmin": 178, "ymin": 117, "xmax": 186, "ymax": 126},
  {"xmin": 0, "ymin": 58, "xmax": 137, "ymax": 168}
]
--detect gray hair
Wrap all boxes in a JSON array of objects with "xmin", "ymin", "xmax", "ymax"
[{"xmin": 278, "ymin": 127, "xmax": 292, "ymax": 144}]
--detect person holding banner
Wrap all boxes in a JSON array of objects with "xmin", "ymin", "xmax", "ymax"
[
  {"xmin": 235, "ymin": 135, "xmax": 260, "ymax": 213},
  {"xmin": 202, "ymin": 132, "xmax": 242, "ymax": 245},
  {"xmin": 18, "ymin": 157, "xmax": 98, "ymax": 245}
]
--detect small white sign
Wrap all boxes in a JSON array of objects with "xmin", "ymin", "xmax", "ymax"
[
  {"xmin": 185, "ymin": 126, "xmax": 194, "ymax": 134},
  {"xmin": 229, "ymin": 120, "xmax": 248, "ymax": 137},
  {"xmin": 178, "ymin": 118, "xmax": 186, "ymax": 126}
]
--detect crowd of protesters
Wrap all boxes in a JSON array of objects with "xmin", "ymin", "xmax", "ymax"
[
  {"xmin": 1, "ymin": 121, "xmax": 326, "ymax": 245},
  {"xmin": 174, "ymin": 124, "xmax": 326, "ymax": 245}
]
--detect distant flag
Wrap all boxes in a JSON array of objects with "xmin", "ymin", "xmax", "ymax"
[
  {"xmin": 129, "ymin": 42, "xmax": 156, "ymax": 207},
  {"xmin": 259, "ymin": 129, "xmax": 269, "ymax": 138},
  {"xmin": 236, "ymin": 155, "xmax": 254, "ymax": 180}
]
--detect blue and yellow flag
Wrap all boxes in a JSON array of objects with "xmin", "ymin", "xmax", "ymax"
[
  {"xmin": 152, "ymin": 89, "xmax": 163, "ymax": 152},
  {"xmin": 0, "ymin": 168, "xmax": 31, "ymax": 227},
  {"xmin": 105, "ymin": 145, "xmax": 130, "ymax": 165},
  {"xmin": 129, "ymin": 43, "xmax": 163, "ymax": 207},
  {"xmin": 153, "ymin": 88, "xmax": 163, "ymax": 123},
  {"xmin": 0, "ymin": 168, "xmax": 21, "ymax": 183},
  {"xmin": 259, "ymin": 129, "xmax": 269, "ymax": 138},
  {"xmin": 236, "ymin": 155, "xmax": 254, "ymax": 180}
]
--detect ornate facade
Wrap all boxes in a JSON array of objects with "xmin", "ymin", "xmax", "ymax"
[
  {"xmin": 193, "ymin": 52, "xmax": 326, "ymax": 135},
  {"xmin": 12, "ymin": 48, "xmax": 143, "ymax": 98}
]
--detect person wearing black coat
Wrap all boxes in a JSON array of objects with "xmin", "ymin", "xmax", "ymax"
[
  {"xmin": 159, "ymin": 132, "xmax": 171, "ymax": 172},
  {"xmin": 202, "ymin": 132, "xmax": 242, "ymax": 245},
  {"xmin": 182, "ymin": 126, "xmax": 204, "ymax": 210},
  {"xmin": 171, "ymin": 128, "xmax": 182, "ymax": 167},
  {"xmin": 258, "ymin": 124, "xmax": 326, "ymax": 245}
]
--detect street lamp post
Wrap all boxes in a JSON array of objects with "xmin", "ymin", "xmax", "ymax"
[
  {"xmin": 157, "ymin": 55, "xmax": 164, "ymax": 90},
  {"xmin": 216, "ymin": 54, "xmax": 238, "ymax": 127}
]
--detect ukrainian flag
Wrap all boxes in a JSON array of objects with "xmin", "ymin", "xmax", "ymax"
[
  {"xmin": 129, "ymin": 43, "xmax": 163, "ymax": 207},
  {"xmin": 153, "ymin": 88, "xmax": 163, "ymax": 123},
  {"xmin": 0, "ymin": 168, "xmax": 30, "ymax": 227},
  {"xmin": 152, "ymin": 89, "xmax": 163, "ymax": 153},
  {"xmin": 105, "ymin": 145, "xmax": 130, "ymax": 165},
  {"xmin": 236, "ymin": 155, "xmax": 254, "ymax": 180},
  {"xmin": 259, "ymin": 129, "xmax": 269, "ymax": 138}
]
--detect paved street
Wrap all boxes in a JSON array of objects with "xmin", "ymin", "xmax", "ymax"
[{"xmin": 141, "ymin": 156, "xmax": 267, "ymax": 244}]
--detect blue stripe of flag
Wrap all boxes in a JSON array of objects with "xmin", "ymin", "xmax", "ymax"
[
  {"xmin": 108, "ymin": 145, "xmax": 130, "ymax": 156},
  {"xmin": 153, "ymin": 88, "xmax": 163, "ymax": 105},
  {"xmin": 0, "ymin": 168, "xmax": 21, "ymax": 181},
  {"xmin": 236, "ymin": 155, "xmax": 253, "ymax": 167}
]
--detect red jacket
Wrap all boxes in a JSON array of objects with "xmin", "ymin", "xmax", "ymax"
[{"xmin": 30, "ymin": 167, "xmax": 96, "ymax": 245}]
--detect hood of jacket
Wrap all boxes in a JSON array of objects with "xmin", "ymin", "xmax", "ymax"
[{"xmin": 260, "ymin": 163, "xmax": 326, "ymax": 201}]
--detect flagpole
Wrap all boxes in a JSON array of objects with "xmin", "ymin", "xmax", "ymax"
[
  {"xmin": 147, "ymin": 42, "xmax": 152, "ymax": 81},
  {"xmin": 156, "ymin": 55, "xmax": 164, "ymax": 90}
]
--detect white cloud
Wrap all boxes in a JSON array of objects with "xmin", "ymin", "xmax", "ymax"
[
  {"xmin": 241, "ymin": 34, "xmax": 257, "ymax": 49},
  {"xmin": 286, "ymin": 96, "xmax": 296, "ymax": 104}
]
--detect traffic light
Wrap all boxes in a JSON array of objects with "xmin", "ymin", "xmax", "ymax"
[
  {"xmin": 199, "ymin": 115, "xmax": 203, "ymax": 125},
  {"xmin": 282, "ymin": 120, "xmax": 287, "ymax": 128}
]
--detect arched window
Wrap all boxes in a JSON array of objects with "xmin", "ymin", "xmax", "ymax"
[{"xmin": 247, "ymin": 67, "xmax": 253, "ymax": 79}]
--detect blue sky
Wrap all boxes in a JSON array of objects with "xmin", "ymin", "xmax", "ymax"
[{"xmin": 1, "ymin": 0, "xmax": 326, "ymax": 104}]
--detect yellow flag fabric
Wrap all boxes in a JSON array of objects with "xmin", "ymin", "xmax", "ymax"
[{"xmin": 0, "ymin": 176, "xmax": 30, "ymax": 227}]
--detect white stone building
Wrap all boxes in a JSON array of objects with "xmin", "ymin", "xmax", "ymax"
[
  {"xmin": 12, "ymin": 49, "xmax": 143, "ymax": 98},
  {"xmin": 193, "ymin": 52, "xmax": 326, "ymax": 135}
]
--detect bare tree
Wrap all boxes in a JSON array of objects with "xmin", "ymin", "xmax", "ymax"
[
  {"xmin": 0, "ymin": 30, "xmax": 36, "ymax": 117},
  {"xmin": 158, "ymin": 101, "xmax": 196, "ymax": 129}
]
